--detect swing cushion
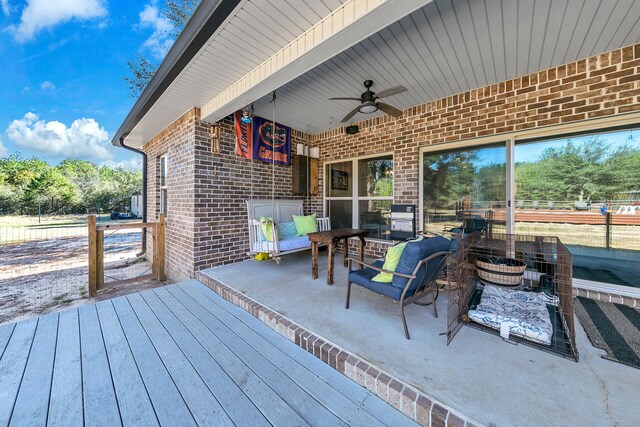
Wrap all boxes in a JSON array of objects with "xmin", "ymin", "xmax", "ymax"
[
  {"xmin": 292, "ymin": 214, "xmax": 318, "ymax": 236},
  {"xmin": 260, "ymin": 217, "xmax": 281, "ymax": 241},
  {"xmin": 278, "ymin": 222, "xmax": 298, "ymax": 239}
]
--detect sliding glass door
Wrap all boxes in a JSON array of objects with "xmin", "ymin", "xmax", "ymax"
[
  {"xmin": 514, "ymin": 129, "xmax": 640, "ymax": 288},
  {"xmin": 423, "ymin": 144, "xmax": 506, "ymax": 236},
  {"xmin": 422, "ymin": 126, "xmax": 640, "ymax": 289}
]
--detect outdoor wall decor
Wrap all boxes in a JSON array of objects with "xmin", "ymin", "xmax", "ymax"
[
  {"xmin": 331, "ymin": 169, "xmax": 349, "ymax": 191},
  {"xmin": 234, "ymin": 110, "xmax": 292, "ymax": 166},
  {"xmin": 210, "ymin": 124, "xmax": 221, "ymax": 154}
]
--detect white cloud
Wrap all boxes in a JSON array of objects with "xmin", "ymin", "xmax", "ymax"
[
  {"xmin": 6, "ymin": 112, "xmax": 112, "ymax": 161},
  {"xmin": 1, "ymin": 0, "xmax": 10, "ymax": 16},
  {"xmin": 10, "ymin": 0, "xmax": 107, "ymax": 42},
  {"xmin": 102, "ymin": 158, "xmax": 142, "ymax": 172},
  {"xmin": 40, "ymin": 80, "xmax": 55, "ymax": 90},
  {"xmin": 139, "ymin": 2, "xmax": 173, "ymax": 59},
  {"xmin": 0, "ymin": 136, "xmax": 7, "ymax": 158}
]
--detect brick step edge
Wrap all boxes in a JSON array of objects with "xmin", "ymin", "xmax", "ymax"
[{"xmin": 195, "ymin": 271, "xmax": 483, "ymax": 427}]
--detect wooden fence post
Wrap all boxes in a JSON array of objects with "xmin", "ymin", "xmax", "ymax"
[
  {"xmin": 88, "ymin": 215, "xmax": 97, "ymax": 297},
  {"xmin": 97, "ymin": 230, "xmax": 104, "ymax": 290},
  {"xmin": 157, "ymin": 214, "xmax": 165, "ymax": 281}
]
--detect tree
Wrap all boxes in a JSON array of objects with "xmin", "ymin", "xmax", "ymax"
[
  {"xmin": 423, "ymin": 151, "xmax": 478, "ymax": 212},
  {"xmin": 124, "ymin": 0, "xmax": 200, "ymax": 97},
  {"xmin": 24, "ymin": 169, "xmax": 78, "ymax": 214},
  {"xmin": 515, "ymin": 137, "xmax": 640, "ymax": 203}
]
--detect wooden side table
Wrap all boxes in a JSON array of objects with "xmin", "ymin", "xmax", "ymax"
[{"xmin": 307, "ymin": 228, "xmax": 368, "ymax": 285}]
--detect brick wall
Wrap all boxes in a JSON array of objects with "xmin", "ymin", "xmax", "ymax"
[
  {"xmin": 143, "ymin": 43, "xmax": 640, "ymax": 279},
  {"xmin": 190, "ymin": 116, "xmax": 315, "ymax": 272},
  {"xmin": 144, "ymin": 108, "xmax": 316, "ymax": 279},
  {"xmin": 311, "ymin": 43, "xmax": 640, "ymax": 211},
  {"xmin": 143, "ymin": 108, "xmax": 200, "ymax": 280}
]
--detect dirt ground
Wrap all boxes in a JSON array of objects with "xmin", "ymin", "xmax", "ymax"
[{"xmin": 0, "ymin": 230, "xmax": 171, "ymax": 324}]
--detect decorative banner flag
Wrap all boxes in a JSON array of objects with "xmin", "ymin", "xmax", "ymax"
[
  {"xmin": 234, "ymin": 110, "xmax": 252, "ymax": 159},
  {"xmin": 251, "ymin": 116, "xmax": 292, "ymax": 166}
]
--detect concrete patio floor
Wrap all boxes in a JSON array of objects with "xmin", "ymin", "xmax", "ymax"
[{"xmin": 202, "ymin": 251, "xmax": 640, "ymax": 427}]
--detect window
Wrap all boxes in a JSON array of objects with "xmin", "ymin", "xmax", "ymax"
[
  {"xmin": 160, "ymin": 154, "xmax": 168, "ymax": 216},
  {"xmin": 420, "ymin": 125, "xmax": 640, "ymax": 289},
  {"xmin": 326, "ymin": 154, "xmax": 393, "ymax": 239}
]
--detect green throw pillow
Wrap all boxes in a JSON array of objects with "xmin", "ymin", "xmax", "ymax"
[
  {"xmin": 292, "ymin": 214, "xmax": 317, "ymax": 236},
  {"xmin": 372, "ymin": 242, "xmax": 407, "ymax": 283},
  {"xmin": 260, "ymin": 217, "xmax": 281, "ymax": 242}
]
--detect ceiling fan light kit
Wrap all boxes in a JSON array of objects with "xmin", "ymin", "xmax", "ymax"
[
  {"xmin": 358, "ymin": 100, "xmax": 378, "ymax": 114},
  {"xmin": 329, "ymin": 80, "xmax": 407, "ymax": 122}
]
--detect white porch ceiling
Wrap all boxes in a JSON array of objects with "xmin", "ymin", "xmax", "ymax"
[
  {"xmin": 124, "ymin": 0, "xmax": 352, "ymax": 146},
  {"xmin": 249, "ymin": 0, "xmax": 640, "ymax": 133},
  {"xmin": 122, "ymin": 0, "xmax": 640, "ymax": 146}
]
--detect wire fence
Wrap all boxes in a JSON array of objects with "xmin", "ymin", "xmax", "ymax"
[{"xmin": 0, "ymin": 215, "xmax": 145, "ymax": 324}]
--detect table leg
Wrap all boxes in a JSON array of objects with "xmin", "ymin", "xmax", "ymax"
[
  {"xmin": 311, "ymin": 241, "xmax": 319, "ymax": 279},
  {"xmin": 327, "ymin": 241, "xmax": 335, "ymax": 285},
  {"xmin": 343, "ymin": 238, "xmax": 349, "ymax": 267},
  {"xmin": 359, "ymin": 237, "xmax": 365, "ymax": 270}
]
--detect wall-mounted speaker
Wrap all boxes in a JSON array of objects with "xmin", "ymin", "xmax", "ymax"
[{"xmin": 345, "ymin": 125, "xmax": 359, "ymax": 135}]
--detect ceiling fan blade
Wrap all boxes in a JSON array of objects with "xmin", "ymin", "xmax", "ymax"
[
  {"xmin": 375, "ymin": 85, "xmax": 408, "ymax": 99},
  {"xmin": 341, "ymin": 106, "xmax": 361, "ymax": 122},
  {"xmin": 329, "ymin": 97, "xmax": 361, "ymax": 101},
  {"xmin": 378, "ymin": 102, "xmax": 403, "ymax": 117}
]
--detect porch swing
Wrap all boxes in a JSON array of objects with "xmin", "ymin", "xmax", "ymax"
[{"xmin": 244, "ymin": 93, "xmax": 330, "ymax": 264}]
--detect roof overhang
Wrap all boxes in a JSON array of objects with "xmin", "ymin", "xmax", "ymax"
[
  {"xmin": 114, "ymin": 0, "xmax": 640, "ymax": 147},
  {"xmin": 113, "ymin": 0, "xmax": 434, "ymax": 148},
  {"xmin": 112, "ymin": 0, "xmax": 241, "ymax": 147}
]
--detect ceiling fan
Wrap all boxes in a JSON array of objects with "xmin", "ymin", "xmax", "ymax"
[{"xmin": 329, "ymin": 80, "xmax": 407, "ymax": 122}]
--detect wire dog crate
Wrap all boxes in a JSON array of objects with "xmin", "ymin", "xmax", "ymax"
[{"xmin": 448, "ymin": 233, "xmax": 578, "ymax": 361}]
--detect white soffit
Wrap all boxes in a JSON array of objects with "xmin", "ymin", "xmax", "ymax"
[
  {"xmin": 247, "ymin": 0, "xmax": 640, "ymax": 134},
  {"xmin": 200, "ymin": 0, "xmax": 435, "ymax": 123},
  {"xmin": 127, "ymin": 0, "xmax": 640, "ymax": 145},
  {"xmin": 125, "ymin": 0, "xmax": 353, "ymax": 147}
]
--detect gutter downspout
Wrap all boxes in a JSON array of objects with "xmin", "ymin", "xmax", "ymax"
[{"xmin": 119, "ymin": 137, "xmax": 147, "ymax": 256}]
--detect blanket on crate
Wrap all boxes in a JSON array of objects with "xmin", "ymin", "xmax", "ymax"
[{"xmin": 468, "ymin": 284, "xmax": 553, "ymax": 345}]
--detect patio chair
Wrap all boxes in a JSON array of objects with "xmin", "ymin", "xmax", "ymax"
[
  {"xmin": 346, "ymin": 236, "xmax": 451, "ymax": 339},
  {"xmin": 444, "ymin": 215, "xmax": 487, "ymax": 237}
]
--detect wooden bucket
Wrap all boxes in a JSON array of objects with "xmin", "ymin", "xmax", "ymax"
[{"xmin": 475, "ymin": 256, "xmax": 527, "ymax": 287}]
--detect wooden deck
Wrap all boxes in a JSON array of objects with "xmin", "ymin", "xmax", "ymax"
[{"xmin": 0, "ymin": 280, "xmax": 416, "ymax": 426}]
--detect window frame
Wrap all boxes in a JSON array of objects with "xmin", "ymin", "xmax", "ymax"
[
  {"xmin": 159, "ymin": 154, "xmax": 168, "ymax": 216},
  {"xmin": 418, "ymin": 113, "xmax": 640, "ymax": 294},
  {"xmin": 324, "ymin": 152, "xmax": 394, "ymax": 239}
]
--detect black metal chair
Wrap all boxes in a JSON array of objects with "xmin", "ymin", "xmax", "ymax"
[{"xmin": 346, "ymin": 236, "xmax": 451, "ymax": 339}]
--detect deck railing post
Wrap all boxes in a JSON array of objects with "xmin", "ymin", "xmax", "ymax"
[
  {"xmin": 88, "ymin": 215, "xmax": 97, "ymax": 297},
  {"xmin": 97, "ymin": 230, "xmax": 104, "ymax": 290},
  {"xmin": 157, "ymin": 214, "xmax": 165, "ymax": 281}
]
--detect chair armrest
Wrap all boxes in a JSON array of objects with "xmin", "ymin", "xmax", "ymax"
[{"xmin": 346, "ymin": 257, "xmax": 415, "ymax": 279}]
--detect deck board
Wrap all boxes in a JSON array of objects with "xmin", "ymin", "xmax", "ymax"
[
  {"xmin": 0, "ymin": 317, "xmax": 37, "ymax": 426},
  {"xmin": 95, "ymin": 300, "xmax": 158, "ymax": 427},
  {"xmin": 10, "ymin": 312, "xmax": 58, "ymax": 426},
  {"xmin": 138, "ymin": 289, "xmax": 271, "ymax": 427},
  {"xmin": 0, "ymin": 281, "xmax": 417, "ymax": 427},
  {"xmin": 110, "ymin": 296, "xmax": 196, "ymax": 427},
  {"xmin": 78, "ymin": 304, "xmax": 121, "ymax": 427},
  {"xmin": 48, "ymin": 309, "xmax": 83, "ymax": 427},
  {"xmin": 186, "ymin": 280, "xmax": 418, "ymax": 427},
  {"xmin": 179, "ymin": 281, "xmax": 387, "ymax": 427},
  {"xmin": 152, "ymin": 286, "xmax": 308, "ymax": 427},
  {"xmin": 165, "ymin": 285, "xmax": 346, "ymax": 426},
  {"xmin": 125, "ymin": 293, "xmax": 234, "ymax": 427},
  {"xmin": 0, "ymin": 322, "xmax": 15, "ymax": 360}
]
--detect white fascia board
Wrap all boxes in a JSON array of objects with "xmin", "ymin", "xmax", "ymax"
[{"xmin": 200, "ymin": 0, "xmax": 433, "ymax": 123}]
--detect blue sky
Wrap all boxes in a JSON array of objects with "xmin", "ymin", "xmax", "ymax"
[{"xmin": 0, "ymin": 0, "xmax": 175, "ymax": 170}]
